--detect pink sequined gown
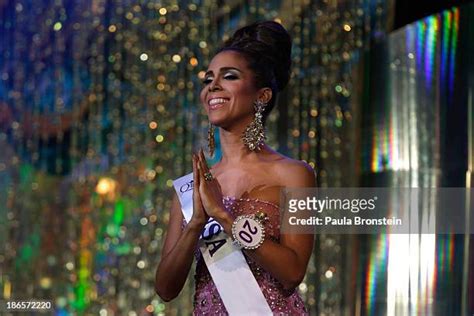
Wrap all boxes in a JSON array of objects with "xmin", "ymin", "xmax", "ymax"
[{"xmin": 192, "ymin": 196, "xmax": 309, "ymax": 315}]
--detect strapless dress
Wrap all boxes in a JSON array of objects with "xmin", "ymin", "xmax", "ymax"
[{"xmin": 191, "ymin": 196, "xmax": 309, "ymax": 315}]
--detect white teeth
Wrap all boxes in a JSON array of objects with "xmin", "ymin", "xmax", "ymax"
[{"xmin": 209, "ymin": 98, "xmax": 228, "ymax": 106}]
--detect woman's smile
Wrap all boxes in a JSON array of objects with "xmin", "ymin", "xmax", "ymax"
[{"xmin": 208, "ymin": 97, "xmax": 230, "ymax": 110}]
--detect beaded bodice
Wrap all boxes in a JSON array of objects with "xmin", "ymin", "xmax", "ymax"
[{"xmin": 192, "ymin": 196, "xmax": 308, "ymax": 315}]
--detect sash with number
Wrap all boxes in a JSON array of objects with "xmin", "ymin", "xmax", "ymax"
[{"xmin": 173, "ymin": 173, "xmax": 272, "ymax": 315}]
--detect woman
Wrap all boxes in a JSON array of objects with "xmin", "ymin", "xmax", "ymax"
[{"xmin": 155, "ymin": 21, "xmax": 315, "ymax": 315}]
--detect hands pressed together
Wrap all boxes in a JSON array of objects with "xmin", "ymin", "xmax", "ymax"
[{"xmin": 190, "ymin": 149, "xmax": 227, "ymax": 228}]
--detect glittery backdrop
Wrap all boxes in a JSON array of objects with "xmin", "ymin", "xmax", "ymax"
[
  {"xmin": 2, "ymin": 1, "xmax": 471, "ymax": 315},
  {"xmin": 357, "ymin": 3, "xmax": 474, "ymax": 316}
]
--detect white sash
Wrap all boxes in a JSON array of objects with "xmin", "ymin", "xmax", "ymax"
[{"xmin": 173, "ymin": 173, "xmax": 272, "ymax": 315}]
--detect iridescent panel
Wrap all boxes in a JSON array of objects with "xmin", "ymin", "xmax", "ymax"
[{"xmin": 358, "ymin": 3, "xmax": 473, "ymax": 316}]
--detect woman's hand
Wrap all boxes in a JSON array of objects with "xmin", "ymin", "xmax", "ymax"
[
  {"xmin": 196, "ymin": 149, "xmax": 227, "ymax": 219},
  {"xmin": 189, "ymin": 153, "xmax": 209, "ymax": 228}
]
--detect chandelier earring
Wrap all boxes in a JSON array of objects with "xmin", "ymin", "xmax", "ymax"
[
  {"xmin": 242, "ymin": 100, "xmax": 266, "ymax": 151},
  {"xmin": 207, "ymin": 121, "xmax": 215, "ymax": 157}
]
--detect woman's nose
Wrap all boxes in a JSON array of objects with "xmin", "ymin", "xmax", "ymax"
[{"xmin": 209, "ymin": 79, "xmax": 222, "ymax": 92}]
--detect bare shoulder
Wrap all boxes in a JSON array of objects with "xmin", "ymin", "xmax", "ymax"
[{"xmin": 271, "ymin": 155, "xmax": 316, "ymax": 187}]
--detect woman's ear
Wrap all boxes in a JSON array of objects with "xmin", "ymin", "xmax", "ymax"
[{"xmin": 258, "ymin": 87, "xmax": 273, "ymax": 104}]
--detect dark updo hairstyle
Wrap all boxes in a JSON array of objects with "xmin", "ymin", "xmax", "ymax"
[{"xmin": 217, "ymin": 21, "xmax": 292, "ymax": 123}]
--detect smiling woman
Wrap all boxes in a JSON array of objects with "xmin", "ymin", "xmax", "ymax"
[{"xmin": 155, "ymin": 21, "xmax": 316, "ymax": 315}]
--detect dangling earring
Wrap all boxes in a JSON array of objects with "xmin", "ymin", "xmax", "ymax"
[
  {"xmin": 242, "ymin": 100, "xmax": 266, "ymax": 151},
  {"xmin": 207, "ymin": 122, "xmax": 215, "ymax": 157}
]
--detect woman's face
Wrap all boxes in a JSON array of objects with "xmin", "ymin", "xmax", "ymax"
[{"xmin": 200, "ymin": 50, "xmax": 260, "ymax": 129}]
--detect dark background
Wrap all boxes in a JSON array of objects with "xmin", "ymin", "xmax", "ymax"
[{"xmin": 394, "ymin": 0, "xmax": 473, "ymax": 29}]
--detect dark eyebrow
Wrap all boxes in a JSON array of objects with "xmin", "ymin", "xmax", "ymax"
[{"xmin": 204, "ymin": 67, "xmax": 242, "ymax": 77}]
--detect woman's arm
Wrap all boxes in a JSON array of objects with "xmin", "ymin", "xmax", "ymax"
[
  {"xmin": 155, "ymin": 155, "xmax": 209, "ymax": 301},
  {"xmin": 214, "ymin": 208, "xmax": 313, "ymax": 290},
  {"xmin": 242, "ymin": 229, "xmax": 314, "ymax": 290},
  {"xmin": 154, "ymin": 193, "xmax": 201, "ymax": 301}
]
